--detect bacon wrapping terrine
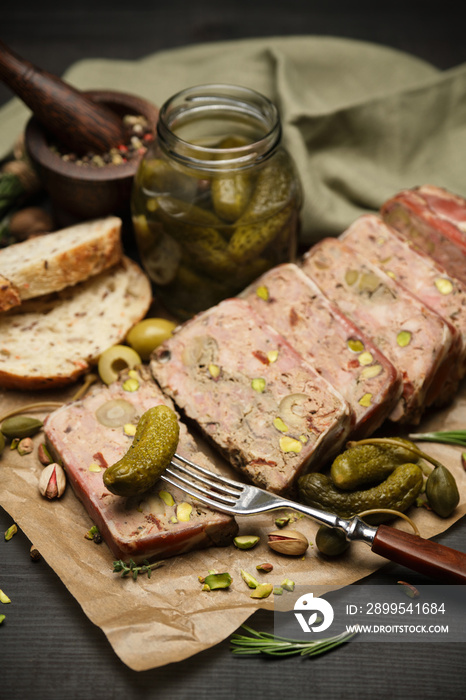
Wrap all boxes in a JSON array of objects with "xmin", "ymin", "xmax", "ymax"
[
  {"xmin": 241, "ymin": 263, "xmax": 402, "ymax": 439},
  {"xmin": 381, "ymin": 185, "xmax": 466, "ymax": 286},
  {"xmin": 300, "ymin": 237, "xmax": 456, "ymax": 425},
  {"xmin": 43, "ymin": 368, "xmax": 238, "ymax": 562},
  {"xmin": 341, "ymin": 214, "xmax": 466, "ymax": 396},
  {"xmin": 150, "ymin": 298, "xmax": 353, "ymax": 496}
]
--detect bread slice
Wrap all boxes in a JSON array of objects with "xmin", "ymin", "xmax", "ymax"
[
  {"xmin": 0, "ymin": 256, "xmax": 152, "ymax": 390},
  {"xmin": 0, "ymin": 216, "xmax": 123, "ymax": 311}
]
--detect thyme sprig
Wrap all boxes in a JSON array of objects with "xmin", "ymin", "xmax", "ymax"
[
  {"xmin": 112, "ymin": 558, "xmax": 164, "ymax": 580},
  {"xmin": 230, "ymin": 625, "xmax": 354, "ymax": 657},
  {"xmin": 408, "ymin": 430, "xmax": 466, "ymax": 448}
]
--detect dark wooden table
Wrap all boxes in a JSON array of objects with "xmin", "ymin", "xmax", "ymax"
[{"xmin": 1, "ymin": 3, "xmax": 466, "ymax": 698}]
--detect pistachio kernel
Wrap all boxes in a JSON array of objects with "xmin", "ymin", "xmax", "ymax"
[
  {"xmin": 434, "ymin": 278, "xmax": 453, "ymax": 295},
  {"xmin": 358, "ymin": 351, "xmax": 373, "ymax": 366},
  {"xmin": 4, "ymin": 524, "xmax": 17, "ymax": 541},
  {"xmin": 345, "ymin": 270, "xmax": 359, "ymax": 286},
  {"xmin": 267, "ymin": 350, "xmax": 278, "ymax": 363},
  {"xmin": 273, "ymin": 586, "xmax": 284, "ymax": 595},
  {"xmin": 256, "ymin": 285, "xmax": 269, "ymax": 301},
  {"xmin": 250, "ymin": 583, "xmax": 273, "ymax": 599},
  {"xmin": 241, "ymin": 569, "xmax": 259, "ymax": 589},
  {"xmin": 234, "ymin": 535, "xmax": 260, "ymax": 550},
  {"xmin": 0, "ymin": 589, "xmax": 11, "ymax": 604},
  {"xmin": 88, "ymin": 462, "xmax": 102, "ymax": 473},
  {"xmin": 281, "ymin": 578, "xmax": 295, "ymax": 591},
  {"xmin": 159, "ymin": 490, "xmax": 175, "ymax": 507},
  {"xmin": 17, "ymin": 437, "xmax": 33, "ymax": 455},
  {"xmin": 398, "ymin": 581, "xmax": 420, "ymax": 599},
  {"xmin": 397, "ymin": 330, "xmax": 412, "ymax": 347},
  {"xmin": 123, "ymin": 423, "xmax": 137, "ymax": 436},
  {"xmin": 122, "ymin": 377, "xmax": 140, "ymax": 392},
  {"xmin": 203, "ymin": 572, "xmax": 232, "ymax": 590},
  {"xmin": 208, "ymin": 363, "xmax": 221, "ymax": 379},
  {"xmin": 273, "ymin": 417, "xmax": 289, "ymax": 433},
  {"xmin": 251, "ymin": 377, "xmax": 266, "ymax": 393},
  {"xmin": 360, "ymin": 364, "xmax": 383, "ymax": 379},
  {"xmin": 279, "ymin": 436, "xmax": 302, "ymax": 454},
  {"xmin": 347, "ymin": 338, "xmax": 364, "ymax": 352},
  {"xmin": 358, "ymin": 393, "xmax": 373, "ymax": 407},
  {"xmin": 256, "ymin": 563, "xmax": 273, "ymax": 573},
  {"xmin": 38, "ymin": 443, "xmax": 53, "ymax": 465},
  {"xmin": 176, "ymin": 502, "xmax": 192, "ymax": 522}
]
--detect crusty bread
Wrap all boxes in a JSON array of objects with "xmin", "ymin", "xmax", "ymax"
[
  {"xmin": 0, "ymin": 256, "xmax": 152, "ymax": 390},
  {"xmin": 0, "ymin": 216, "xmax": 123, "ymax": 311}
]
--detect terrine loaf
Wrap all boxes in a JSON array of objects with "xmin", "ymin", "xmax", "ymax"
[
  {"xmin": 150, "ymin": 297, "xmax": 353, "ymax": 495},
  {"xmin": 301, "ymin": 237, "xmax": 455, "ymax": 424},
  {"xmin": 43, "ymin": 368, "xmax": 238, "ymax": 562},
  {"xmin": 241, "ymin": 263, "xmax": 402, "ymax": 439},
  {"xmin": 0, "ymin": 256, "xmax": 152, "ymax": 391},
  {"xmin": 341, "ymin": 214, "xmax": 466, "ymax": 389},
  {"xmin": 381, "ymin": 185, "xmax": 466, "ymax": 286},
  {"xmin": 0, "ymin": 216, "xmax": 123, "ymax": 311}
]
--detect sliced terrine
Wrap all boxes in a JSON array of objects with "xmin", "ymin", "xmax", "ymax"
[
  {"xmin": 300, "ymin": 237, "xmax": 455, "ymax": 424},
  {"xmin": 150, "ymin": 298, "xmax": 353, "ymax": 496},
  {"xmin": 341, "ymin": 214, "xmax": 466, "ymax": 393},
  {"xmin": 43, "ymin": 368, "xmax": 238, "ymax": 562},
  {"xmin": 381, "ymin": 185, "xmax": 466, "ymax": 286},
  {"xmin": 241, "ymin": 263, "xmax": 402, "ymax": 439}
]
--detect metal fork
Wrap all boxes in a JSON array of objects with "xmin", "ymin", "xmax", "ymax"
[{"xmin": 162, "ymin": 453, "xmax": 466, "ymax": 584}]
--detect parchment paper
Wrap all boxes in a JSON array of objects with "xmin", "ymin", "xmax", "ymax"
[{"xmin": 0, "ymin": 380, "xmax": 465, "ymax": 671}]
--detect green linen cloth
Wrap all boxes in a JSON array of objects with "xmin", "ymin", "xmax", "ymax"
[{"xmin": 1, "ymin": 35, "xmax": 466, "ymax": 243}]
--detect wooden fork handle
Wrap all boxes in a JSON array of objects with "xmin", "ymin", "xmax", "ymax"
[{"xmin": 371, "ymin": 525, "xmax": 466, "ymax": 584}]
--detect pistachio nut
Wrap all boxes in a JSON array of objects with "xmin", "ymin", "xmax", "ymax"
[
  {"xmin": 38, "ymin": 463, "xmax": 66, "ymax": 500},
  {"xmin": 267, "ymin": 529, "xmax": 309, "ymax": 556},
  {"xmin": 38, "ymin": 443, "xmax": 53, "ymax": 466},
  {"xmin": 17, "ymin": 437, "xmax": 34, "ymax": 455},
  {"xmin": 203, "ymin": 572, "xmax": 232, "ymax": 590},
  {"xmin": 281, "ymin": 578, "xmax": 295, "ymax": 591},
  {"xmin": 256, "ymin": 563, "xmax": 273, "ymax": 573},
  {"xmin": 241, "ymin": 569, "xmax": 259, "ymax": 589},
  {"xmin": 250, "ymin": 583, "xmax": 273, "ymax": 599},
  {"xmin": 234, "ymin": 535, "xmax": 260, "ymax": 550}
]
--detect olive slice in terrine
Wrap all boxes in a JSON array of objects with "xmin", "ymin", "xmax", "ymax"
[
  {"xmin": 150, "ymin": 297, "xmax": 353, "ymax": 496},
  {"xmin": 381, "ymin": 185, "xmax": 466, "ymax": 286},
  {"xmin": 341, "ymin": 214, "xmax": 466, "ymax": 398},
  {"xmin": 43, "ymin": 368, "xmax": 238, "ymax": 562},
  {"xmin": 301, "ymin": 237, "xmax": 455, "ymax": 425},
  {"xmin": 241, "ymin": 263, "xmax": 402, "ymax": 440}
]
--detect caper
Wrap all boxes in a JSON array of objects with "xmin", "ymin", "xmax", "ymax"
[
  {"xmin": 1, "ymin": 416, "xmax": 43, "ymax": 440},
  {"xmin": 425, "ymin": 465, "xmax": 460, "ymax": 518},
  {"xmin": 98, "ymin": 345, "xmax": 142, "ymax": 385},
  {"xmin": 126, "ymin": 318, "xmax": 177, "ymax": 361},
  {"xmin": 315, "ymin": 525, "xmax": 350, "ymax": 557}
]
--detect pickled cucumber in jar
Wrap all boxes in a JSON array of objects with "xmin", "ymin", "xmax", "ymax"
[{"xmin": 131, "ymin": 85, "xmax": 302, "ymax": 320}]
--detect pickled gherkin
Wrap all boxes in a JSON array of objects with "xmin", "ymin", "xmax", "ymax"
[
  {"xmin": 298, "ymin": 463, "xmax": 423, "ymax": 521},
  {"xmin": 330, "ymin": 440, "xmax": 421, "ymax": 491},
  {"xmin": 103, "ymin": 405, "xmax": 179, "ymax": 497}
]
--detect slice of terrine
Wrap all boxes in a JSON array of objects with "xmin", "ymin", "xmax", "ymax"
[
  {"xmin": 241, "ymin": 263, "xmax": 402, "ymax": 439},
  {"xmin": 301, "ymin": 237, "xmax": 455, "ymax": 425},
  {"xmin": 150, "ymin": 298, "xmax": 353, "ymax": 496},
  {"xmin": 43, "ymin": 368, "xmax": 238, "ymax": 562},
  {"xmin": 381, "ymin": 185, "xmax": 466, "ymax": 286},
  {"xmin": 341, "ymin": 214, "xmax": 466, "ymax": 396}
]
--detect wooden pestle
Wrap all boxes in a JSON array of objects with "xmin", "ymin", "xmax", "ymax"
[{"xmin": 0, "ymin": 40, "xmax": 127, "ymax": 154}]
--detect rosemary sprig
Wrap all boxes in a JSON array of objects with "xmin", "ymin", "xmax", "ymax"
[
  {"xmin": 112, "ymin": 558, "xmax": 164, "ymax": 580},
  {"xmin": 408, "ymin": 430, "xmax": 466, "ymax": 448},
  {"xmin": 230, "ymin": 624, "xmax": 354, "ymax": 657}
]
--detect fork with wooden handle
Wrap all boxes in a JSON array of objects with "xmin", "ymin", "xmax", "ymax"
[{"xmin": 162, "ymin": 453, "xmax": 466, "ymax": 584}]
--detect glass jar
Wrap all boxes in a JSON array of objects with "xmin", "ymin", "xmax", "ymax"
[{"xmin": 131, "ymin": 84, "xmax": 302, "ymax": 320}]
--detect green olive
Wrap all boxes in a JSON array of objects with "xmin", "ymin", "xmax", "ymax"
[
  {"xmin": 98, "ymin": 345, "xmax": 142, "ymax": 385},
  {"xmin": 126, "ymin": 318, "xmax": 177, "ymax": 361},
  {"xmin": 0, "ymin": 431, "xmax": 5, "ymax": 456},
  {"xmin": 315, "ymin": 525, "xmax": 350, "ymax": 557}
]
